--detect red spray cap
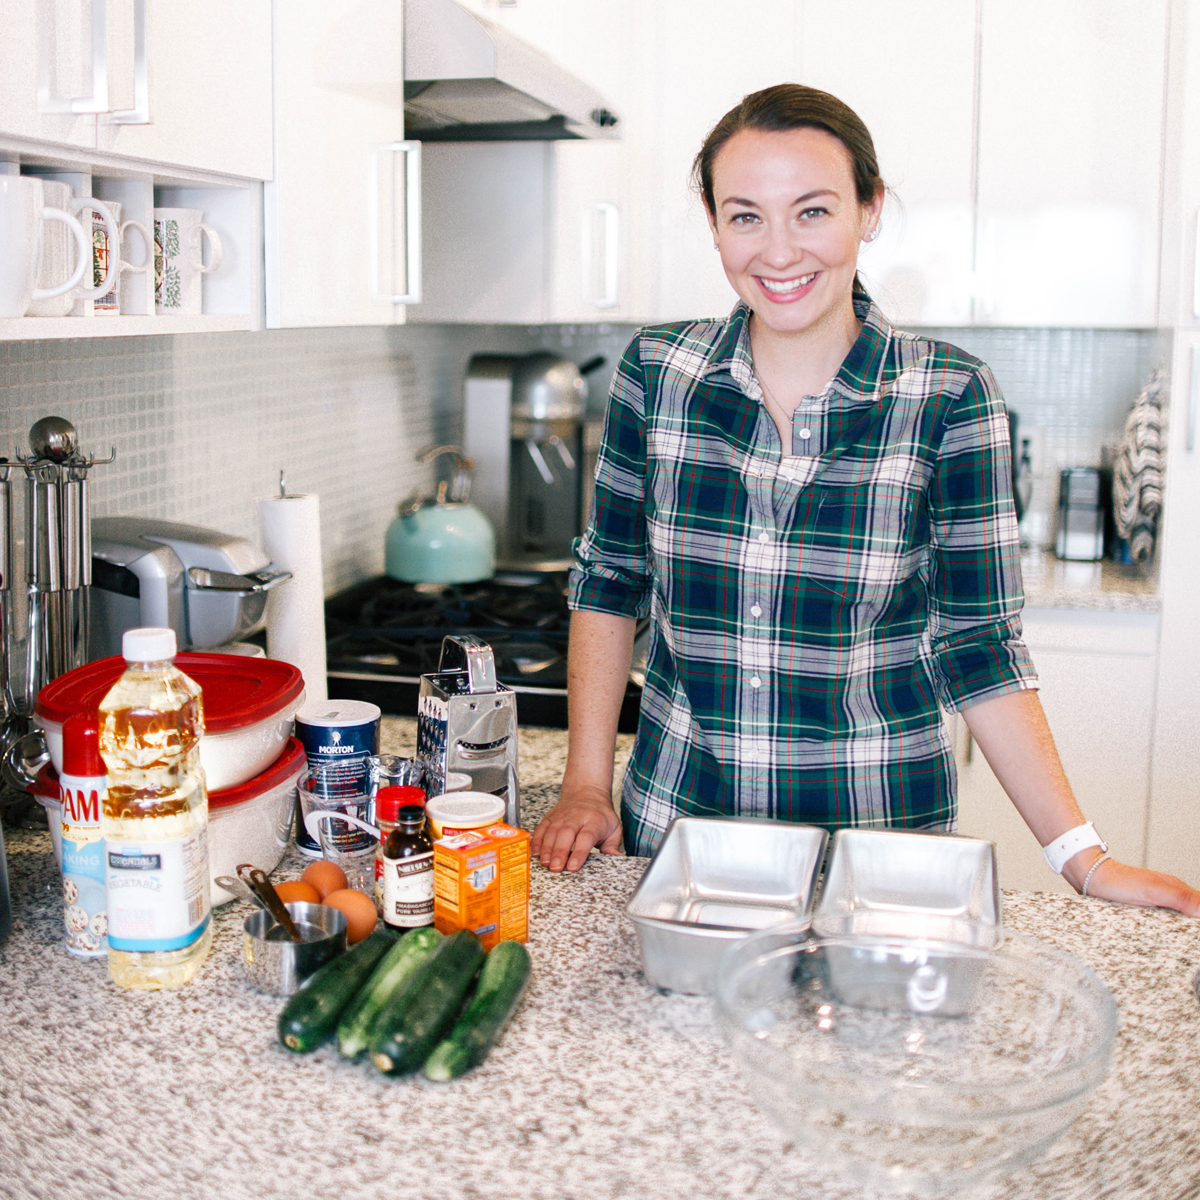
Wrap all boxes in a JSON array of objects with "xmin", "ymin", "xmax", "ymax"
[
  {"xmin": 62, "ymin": 711, "xmax": 104, "ymax": 778},
  {"xmin": 376, "ymin": 785, "xmax": 427, "ymax": 823}
]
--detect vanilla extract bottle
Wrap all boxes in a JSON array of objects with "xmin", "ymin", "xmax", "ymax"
[{"xmin": 381, "ymin": 801, "xmax": 435, "ymax": 930}]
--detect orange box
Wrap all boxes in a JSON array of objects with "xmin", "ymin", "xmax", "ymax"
[{"xmin": 433, "ymin": 822, "xmax": 529, "ymax": 950}]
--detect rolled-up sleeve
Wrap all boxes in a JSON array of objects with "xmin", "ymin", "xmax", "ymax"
[
  {"xmin": 925, "ymin": 364, "xmax": 1039, "ymax": 711},
  {"xmin": 568, "ymin": 336, "xmax": 654, "ymax": 619}
]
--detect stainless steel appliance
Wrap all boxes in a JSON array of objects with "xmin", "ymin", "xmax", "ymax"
[
  {"xmin": 464, "ymin": 352, "xmax": 605, "ymax": 568},
  {"xmin": 404, "ymin": 0, "xmax": 620, "ymax": 142},
  {"xmin": 324, "ymin": 570, "xmax": 647, "ymax": 731},
  {"xmin": 416, "ymin": 635, "xmax": 519, "ymax": 826},
  {"xmin": 1055, "ymin": 468, "xmax": 1107, "ymax": 561},
  {"xmin": 89, "ymin": 517, "xmax": 291, "ymax": 659}
]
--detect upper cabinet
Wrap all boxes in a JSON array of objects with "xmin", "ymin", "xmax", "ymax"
[
  {"xmin": 265, "ymin": 0, "xmax": 413, "ymax": 328},
  {"xmin": 799, "ymin": 0, "xmax": 977, "ymax": 327},
  {"xmin": 974, "ymin": 0, "xmax": 1168, "ymax": 327},
  {"xmin": 0, "ymin": 0, "xmax": 99, "ymax": 150},
  {"xmin": 94, "ymin": 0, "xmax": 273, "ymax": 180}
]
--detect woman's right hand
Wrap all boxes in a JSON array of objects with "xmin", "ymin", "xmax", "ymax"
[{"xmin": 531, "ymin": 783, "xmax": 623, "ymax": 873}]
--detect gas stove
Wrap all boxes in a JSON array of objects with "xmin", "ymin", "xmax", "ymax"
[{"xmin": 325, "ymin": 571, "xmax": 645, "ymax": 730}]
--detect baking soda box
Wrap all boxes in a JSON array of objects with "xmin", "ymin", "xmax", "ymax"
[{"xmin": 433, "ymin": 822, "xmax": 529, "ymax": 949}]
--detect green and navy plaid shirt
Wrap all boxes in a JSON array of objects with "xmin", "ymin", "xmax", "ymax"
[{"xmin": 568, "ymin": 290, "xmax": 1038, "ymax": 857}]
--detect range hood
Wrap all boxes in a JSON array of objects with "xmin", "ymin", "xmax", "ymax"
[{"xmin": 404, "ymin": 0, "xmax": 620, "ymax": 141}]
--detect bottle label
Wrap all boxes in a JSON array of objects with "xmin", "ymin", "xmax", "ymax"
[
  {"xmin": 60, "ymin": 774, "xmax": 108, "ymax": 959},
  {"xmin": 105, "ymin": 829, "xmax": 211, "ymax": 952},
  {"xmin": 383, "ymin": 851, "xmax": 435, "ymax": 928}
]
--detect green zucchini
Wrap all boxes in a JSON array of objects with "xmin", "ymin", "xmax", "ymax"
[
  {"xmin": 277, "ymin": 927, "xmax": 398, "ymax": 1053},
  {"xmin": 424, "ymin": 939, "xmax": 532, "ymax": 1081},
  {"xmin": 336, "ymin": 926, "xmax": 443, "ymax": 1058},
  {"xmin": 369, "ymin": 929, "xmax": 485, "ymax": 1076}
]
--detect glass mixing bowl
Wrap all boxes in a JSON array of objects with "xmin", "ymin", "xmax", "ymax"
[{"xmin": 714, "ymin": 929, "xmax": 1118, "ymax": 1196}]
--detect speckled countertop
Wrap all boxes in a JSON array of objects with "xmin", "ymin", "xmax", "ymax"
[
  {"xmin": 1021, "ymin": 550, "xmax": 1159, "ymax": 613},
  {"xmin": 1, "ymin": 720, "xmax": 1197, "ymax": 1200}
]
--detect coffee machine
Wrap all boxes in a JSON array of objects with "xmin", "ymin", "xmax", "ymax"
[{"xmin": 463, "ymin": 352, "xmax": 604, "ymax": 568}]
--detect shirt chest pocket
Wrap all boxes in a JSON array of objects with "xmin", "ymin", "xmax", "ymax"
[{"xmin": 799, "ymin": 472, "xmax": 928, "ymax": 599}]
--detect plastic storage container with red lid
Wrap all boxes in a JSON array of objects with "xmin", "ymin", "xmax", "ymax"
[
  {"xmin": 35, "ymin": 653, "xmax": 306, "ymax": 792},
  {"xmin": 32, "ymin": 737, "xmax": 307, "ymax": 907}
]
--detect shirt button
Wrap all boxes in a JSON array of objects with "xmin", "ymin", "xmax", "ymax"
[
  {"xmin": 757, "ymin": 532, "xmax": 769, "ymax": 544},
  {"xmin": 750, "ymin": 676, "xmax": 762, "ymax": 688},
  {"xmin": 750, "ymin": 604, "xmax": 762, "ymax": 617},
  {"xmin": 797, "ymin": 428, "xmax": 812, "ymax": 440}
]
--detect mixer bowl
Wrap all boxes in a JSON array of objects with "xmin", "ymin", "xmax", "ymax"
[{"xmin": 714, "ymin": 929, "xmax": 1117, "ymax": 1196}]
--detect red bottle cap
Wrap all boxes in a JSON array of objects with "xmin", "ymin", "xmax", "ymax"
[
  {"xmin": 376, "ymin": 785, "xmax": 427, "ymax": 823},
  {"xmin": 62, "ymin": 710, "xmax": 104, "ymax": 778}
]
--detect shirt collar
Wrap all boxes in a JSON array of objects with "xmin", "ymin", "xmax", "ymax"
[{"xmin": 703, "ymin": 287, "xmax": 892, "ymax": 407}]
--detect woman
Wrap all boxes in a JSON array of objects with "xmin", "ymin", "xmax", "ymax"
[{"xmin": 531, "ymin": 83, "xmax": 1199, "ymax": 916}]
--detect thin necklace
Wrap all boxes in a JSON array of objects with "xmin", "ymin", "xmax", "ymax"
[{"xmin": 754, "ymin": 366, "xmax": 794, "ymax": 436}]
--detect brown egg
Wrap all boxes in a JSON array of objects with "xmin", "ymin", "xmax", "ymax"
[
  {"xmin": 322, "ymin": 888, "xmax": 378, "ymax": 944},
  {"xmin": 301, "ymin": 860, "xmax": 349, "ymax": 900},
  {"xmin": 275, "ymin": 880, "xmax": 320, "ymax": 906}
]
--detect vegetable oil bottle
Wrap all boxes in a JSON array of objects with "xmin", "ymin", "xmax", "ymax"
[{"xmin": 100, "ymin": 627, "xmax": 211, "ymax": 990}]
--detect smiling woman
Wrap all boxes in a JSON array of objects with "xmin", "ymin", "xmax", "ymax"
[{"xmin": 530, "ymin": 83, "xmax": 1200, "ymax": 920}]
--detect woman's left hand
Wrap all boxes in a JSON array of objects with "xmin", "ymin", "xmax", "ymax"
[{"xmin": 1070, "ymin": 855, "xmax": 1200, "ymax": 917}]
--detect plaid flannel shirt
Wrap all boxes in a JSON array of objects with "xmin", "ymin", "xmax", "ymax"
[{"xmin": 569, "ymin": 290, "xmax": 1037, "ymax": 858}]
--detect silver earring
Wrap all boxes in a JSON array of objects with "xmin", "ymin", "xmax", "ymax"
[
  {"xmin": 865, "ymin": 225, "xmax": 881, "ymax": 243},
  {"xmin": 713, "ymin": 241, "xmax": 719, "ymax": 250}
]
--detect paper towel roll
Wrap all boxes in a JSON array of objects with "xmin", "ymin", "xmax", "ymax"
[{"xmin": 256, "ymin": 492, "xmax": 328, "ymax": 703}]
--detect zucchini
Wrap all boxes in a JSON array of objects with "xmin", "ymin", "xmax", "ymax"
[
  {"xmin": 369, "ymin": 929, "xmax": 485, "ymax": 1076},
  {"xmin": 424, "ymin": 939, "xmax": 532, "ymax": 1081},
  {"xmin": 336, "ymin": 926, "xmax": 443, "ymax": 1059},
  {"xmin": 277, "ymin": 928, "xmax": 398, "ymax": 1053}
]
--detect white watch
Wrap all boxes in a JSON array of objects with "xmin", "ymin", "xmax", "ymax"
[{"xmin": 1043, "ymin": 822, "xmax": 1107, "ymax": 875}]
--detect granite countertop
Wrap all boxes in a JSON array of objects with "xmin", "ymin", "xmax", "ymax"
[
  {"xmin": 1021, "ymin": 550, "xmax": 1160, "ymax": 613},
  {"xmin": 2, "ymin": 721, "xmax": 1198, "ymax": 1200}
]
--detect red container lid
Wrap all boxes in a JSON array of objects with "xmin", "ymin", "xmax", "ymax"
[
  {"xmin": 32, "ymin": 736, "xmax": 307, "ymax": 810},
  {"xmin": 62, "ymin": 711, "xmax": 103, "ymax": 777},
  {"xmin": 208, "ymin": 737, "xmax": 306, "ymax": 810},
  {"xmin": 376, "ymin": 785, "xmax": 427, "ymax": 823},
  {"xmin": 35, "ymin": 653, "xmax": 305, "ymax": 734}
]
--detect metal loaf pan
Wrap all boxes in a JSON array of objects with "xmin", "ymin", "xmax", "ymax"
[
  {"xmin": 812, "ymin": 828, "xmax": 1001, "ymax": 1014},
  {"xmin": 625, "ymin": 816, "xmax": 828, "ymax": 996}
]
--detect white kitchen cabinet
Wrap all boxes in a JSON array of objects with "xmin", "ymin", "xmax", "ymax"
[
  {"xmin": 412, "ymin": 0, "xmax": 644, "ymax": 324},
  {"xmin": 94, "ymin": 0, "xmax": 273, "ymax": 180},
  {"xmin": 0, "ymin": 0, "xmax": 98, "ymax": 150},
  {"xmin": 797, "ymin": 0, "xmax": 976, "ymax": 327},
  {"xmin": 265, "ymin": 0, "xmax": 413, "ymax": 328},
  {"xmin": 955, "ymin": 608, "xmax": 1159, "ymax": 893},
  {"xmin": 974, "ymin": 0, "xmax": 1168, "ymax": 327}
]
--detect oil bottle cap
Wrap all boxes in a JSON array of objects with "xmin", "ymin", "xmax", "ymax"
[
  {"xmin": 62, "ymin": 711, "xmax": 104, "ymax": 777},
  {"xmin": 122, "ymin": 627, "xmax": 177, "ymax": 663},
  {"xmin": 398, "ymin": 805, "xmax": 426, "ymax": 826},
  {"xmin": 376, "ymin": 785, "xmax": 427, "ymax": 823}
]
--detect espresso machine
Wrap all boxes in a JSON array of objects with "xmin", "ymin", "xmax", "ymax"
[{"xmin": 463, "ymin": 352, "xmax": 604, "ymax": 568}]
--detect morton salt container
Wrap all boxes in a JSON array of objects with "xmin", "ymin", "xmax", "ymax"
[
  {"xmin": 59, "ymin": 711, "xmax": 108, "ymax": 959},
  {"xmin": 293, "ymin": 699, "xmax": 381, "ymax": 857}
]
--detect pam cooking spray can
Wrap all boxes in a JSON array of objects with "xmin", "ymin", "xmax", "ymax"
[{"xmin": 59, "ymin": 711, "xmax": 107, "ymax": 958}]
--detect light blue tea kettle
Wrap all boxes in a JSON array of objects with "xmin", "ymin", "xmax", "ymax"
[{"xmin": 385, "ymin": 446, "xmax": 496, "ymax": 585}]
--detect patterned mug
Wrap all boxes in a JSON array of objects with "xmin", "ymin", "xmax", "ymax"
[
  {"xmin": 90, "ymin": 201, "xmax": 152, "ymax": 317},
  {"xmin": 154, "ymin": 208, "xmax": 222, "ymax": 316}
]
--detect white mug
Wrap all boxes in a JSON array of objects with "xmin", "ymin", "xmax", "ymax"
[
  {"xmin": 90, "ymin": 201, "xmax": 152, "ymax": 317},
  {"xmin": 154, "ymin": 208, "xmax": 222, "ymax": 315},
  {"xmin": 27, "ymin": 180, "xmax": 119, "ymax": 318},
  {"xmin": 0, "ymin": 177, "xmax": 90, "ymax": 319}
]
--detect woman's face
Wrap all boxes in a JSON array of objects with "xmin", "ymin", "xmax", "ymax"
[{"xmin": 707, "ymin": 126, "xmax": 882, "ymax": 342}]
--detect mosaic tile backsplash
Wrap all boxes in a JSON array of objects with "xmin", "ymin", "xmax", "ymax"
[{"xmin": 0, "ymin": 319, "xmax": 1163, "ymax": 613}]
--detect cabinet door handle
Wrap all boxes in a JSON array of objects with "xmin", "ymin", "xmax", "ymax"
[
  {"xmin": 584, "ymin": 201, "xmax": 619, "ymax": 310},
  {"xmin": 38, "ymin": 0, "xmax": 109, "ymax": 114},
  {"xmin": 369, "ymin": 141, "xmax": 422, "ymax": 305},
  {"xmin": 106, "ymin": 0, "xmax": 149, "ymax": 125}
]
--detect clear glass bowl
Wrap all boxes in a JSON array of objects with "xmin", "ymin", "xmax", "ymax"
[{"xmin": 714, "ymin": 929, "xmax": 1118, "ymax": 1197}]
